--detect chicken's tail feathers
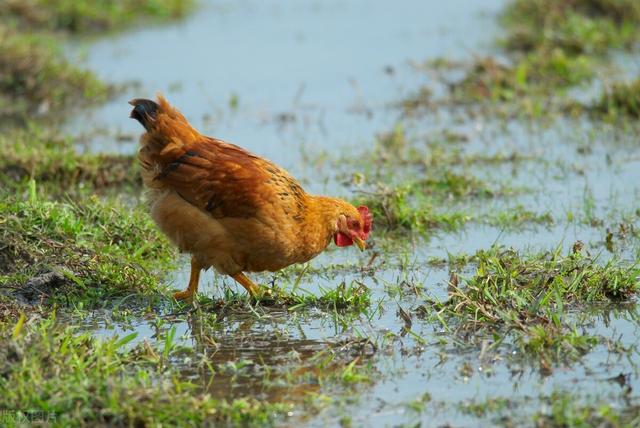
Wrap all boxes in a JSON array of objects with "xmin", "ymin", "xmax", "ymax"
[
  {"xmin": 131, "ymin": 93, "xmax": 201, "ymax": 158},
  {"xmin": 129, "ymin": 98, "xmax": 159, "ymax": 131}
]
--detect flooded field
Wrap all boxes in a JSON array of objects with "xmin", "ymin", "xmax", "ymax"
[
  {"xmin": 1, "ymin": 0, "xmax": 640, "ymax": 426},
  {"xmin": 65, "ymin": 1, "xmax": 502, "ymax": 171}
]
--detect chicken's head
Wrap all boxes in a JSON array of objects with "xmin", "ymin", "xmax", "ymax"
[{"xmin": 334, "ymin": 205, "xmax": 373, "ymax": 251}]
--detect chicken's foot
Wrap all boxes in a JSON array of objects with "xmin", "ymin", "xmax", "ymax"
[
  {"xmin": 231, "ymin": 272, "xmax": 269, "ymax": 298},
  {"xmin": 173, "ymin": 257, "xmax": 201, "ymax": 300}
]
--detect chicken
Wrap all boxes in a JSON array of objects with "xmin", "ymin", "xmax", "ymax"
[{"xmin": 129, "ymin": 95, "xmax": 372, "ymax": 300}]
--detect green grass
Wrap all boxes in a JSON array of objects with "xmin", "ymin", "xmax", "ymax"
[
  {"xmin": 408, "ymin": 51, "xmax": 597, "ymax": 119},
  {"xmin": 283, "ymin": 280, "xmax": 373, "ymax": 312},
  {"xmin": 3, "ymin": 0, "xmax": 193, "ymax": 33},
  {"xmin": 502, "ymin": 0, "xmax": 640, "ymax": 54},
  {"xmin": 0, "ymin": 313, "xmax": 290, "ymax": 427},
  {"xmin": 0, "ymin": 183, "xmax": 173, "ymax": 308},
  {"xmin": 533, "ymin": 391, "xmax": 640, "ymax": 428},
  {"xmin": 335, "ymin": 124, "xmax": 551, "ymax": 235},
  {"xmin": 0, "ymin": 28, "xmax": 107, "ymax": 120},
  {"xmin": 0, "ymin": 127, "xmax": 140, "ymax": 194},
  {"xmin": 354, "ymin": 182, "xmax": 471, "ymax": 233},
  {"xmin": 485, "ymin": 205, "xmax": 553, "ymax": 229},
  {"xmin": 457, "ymin": 392, "xmax": 640, "ymax": 427},
  {"xmin": 448, "ymin": 51, "xmax": 593, "ymax": 106},
  {"xmin": 459, "ymin": 397, "xmax": 512, "ymax": 418},
  {"xmin": 421, "ymin": 246, "xmax": 640, "ymax": 368},
  {"xmin": 353, "ymin": 181, "xmax": 551, "ymax": 234},
  {"xmin": 498, "ymin": 0, "xmax": 640, "ymax": 121},
  {"xmin": 192, "ymin": 279, "xmax": 374, "ymax": 316},
  {"xmin": 590, "ymin": 77, "xmax": 640, "ymax": 119},
  {"xmin": 0, "ymin": 0, "xmax": 194, "ymax": 120},
  {"xmin": 403, "ymin": 0, "xmax": 640, "ymax": 119},
  {"xmin": 0, "ymin": 303, "xmax": 376, "ymax": 427}
]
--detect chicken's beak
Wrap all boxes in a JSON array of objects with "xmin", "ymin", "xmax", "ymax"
[{"xmin": 352, "ymin": 236, "xmax": 366, "ymax": 251}]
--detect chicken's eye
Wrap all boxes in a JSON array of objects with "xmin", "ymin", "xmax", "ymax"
[{"xmin": 348, "ymin": 219, "xmax": 360, "ymax": 229}]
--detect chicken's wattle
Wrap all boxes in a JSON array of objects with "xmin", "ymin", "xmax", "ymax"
[{"xmin": 334, "ymin": 232, "xmax": 353, "ymax": 247}]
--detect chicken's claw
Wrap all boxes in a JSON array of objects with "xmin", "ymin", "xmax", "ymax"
[
  {"xmin": 173, "ymin": 257, "xmax": 201, "ymax": 301},
  {"xmin": 232, "ymin": 272, "xmax": 268, "ymax": 299},
  {"xmin": 173, "ymin": 289, "xmax": 195, "ymax": 301}
]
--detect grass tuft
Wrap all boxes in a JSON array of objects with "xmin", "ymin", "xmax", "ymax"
[
  {"xmin": 591, "ymin": 77, "xmax": 640, "ymax": 119},
  {"xmin": 3, "ymin": 0, "xmax": 194, "ymax": 33},
  {"xmin": 0, "ymin": 186, "xmax": 173, "ymax": 307},
  {"xmin": 0, "ymin": 28, "xmax": 107, "ymax": 120},
  {"xmin": 534, "ymin": 391, "xmax": 640, "ymax": 427},
  {"xmin": 502, "ymin": 0, "xmax": 640, "ymax": 54},
  {"xmin": 423, "ymin": 246, "xmax": 639, "ymax": 367},
  {"xmin": 450, "ymin": 52, "xmax": 594, "ymax": 104},
  {"xmin": 0, "ymin": 314, "xmax": 290, "ymax": 426},
  {"xmin": 0, "ymin": 128, "xmax": 140, "ymax": 193},
  {"xmin": 403, "ymin": 0, "xmax": 640, "ymax": 119},
  {"xmin": 0, "ymin": 0, "xmax": 194, "ymax": 120}
]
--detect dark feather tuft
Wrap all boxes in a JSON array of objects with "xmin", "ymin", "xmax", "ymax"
[{"xmin": 129, "ymin": 98, "xmax": 159, "ymax": 131}]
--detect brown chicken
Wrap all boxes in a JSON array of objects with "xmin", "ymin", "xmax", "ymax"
[{"xmin": 130, "ymin": 95, "xmax": 372, "ymax": 300}]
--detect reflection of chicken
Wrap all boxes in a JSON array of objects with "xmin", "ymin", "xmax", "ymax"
[{"xmin": 130, "ymin": 95, "xmax": 372, "ymax": 299}]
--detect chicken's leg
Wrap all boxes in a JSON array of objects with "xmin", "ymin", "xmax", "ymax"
[
  {"xmin": 231, "ymin": 272, "xmax": 262, "ymax": 297},
  {"xmin": 174, "ymin": 257, "xmax": 201, "ymax": 300}
]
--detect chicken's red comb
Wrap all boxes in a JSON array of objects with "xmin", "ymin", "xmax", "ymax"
[{"xmin": 358, "ymin": 206, "xmax": 373, "ymax": 236}]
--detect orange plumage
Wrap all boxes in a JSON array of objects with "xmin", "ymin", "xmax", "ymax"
[{"xmin": 130, "ymin": 95, "xmax": 372, "ymax": 299}]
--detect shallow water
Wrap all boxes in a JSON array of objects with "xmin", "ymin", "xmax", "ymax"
[
  {"xmin": 87, "ymin": 253, "xmax": 640, "ymax": 425},
  {"xmin": 66, "ymin": 0, "xmax": 640, "ymax": 426},
  {"xmin": 66, "ymin": 0, "xmax": 503, "ymax": 183}
]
